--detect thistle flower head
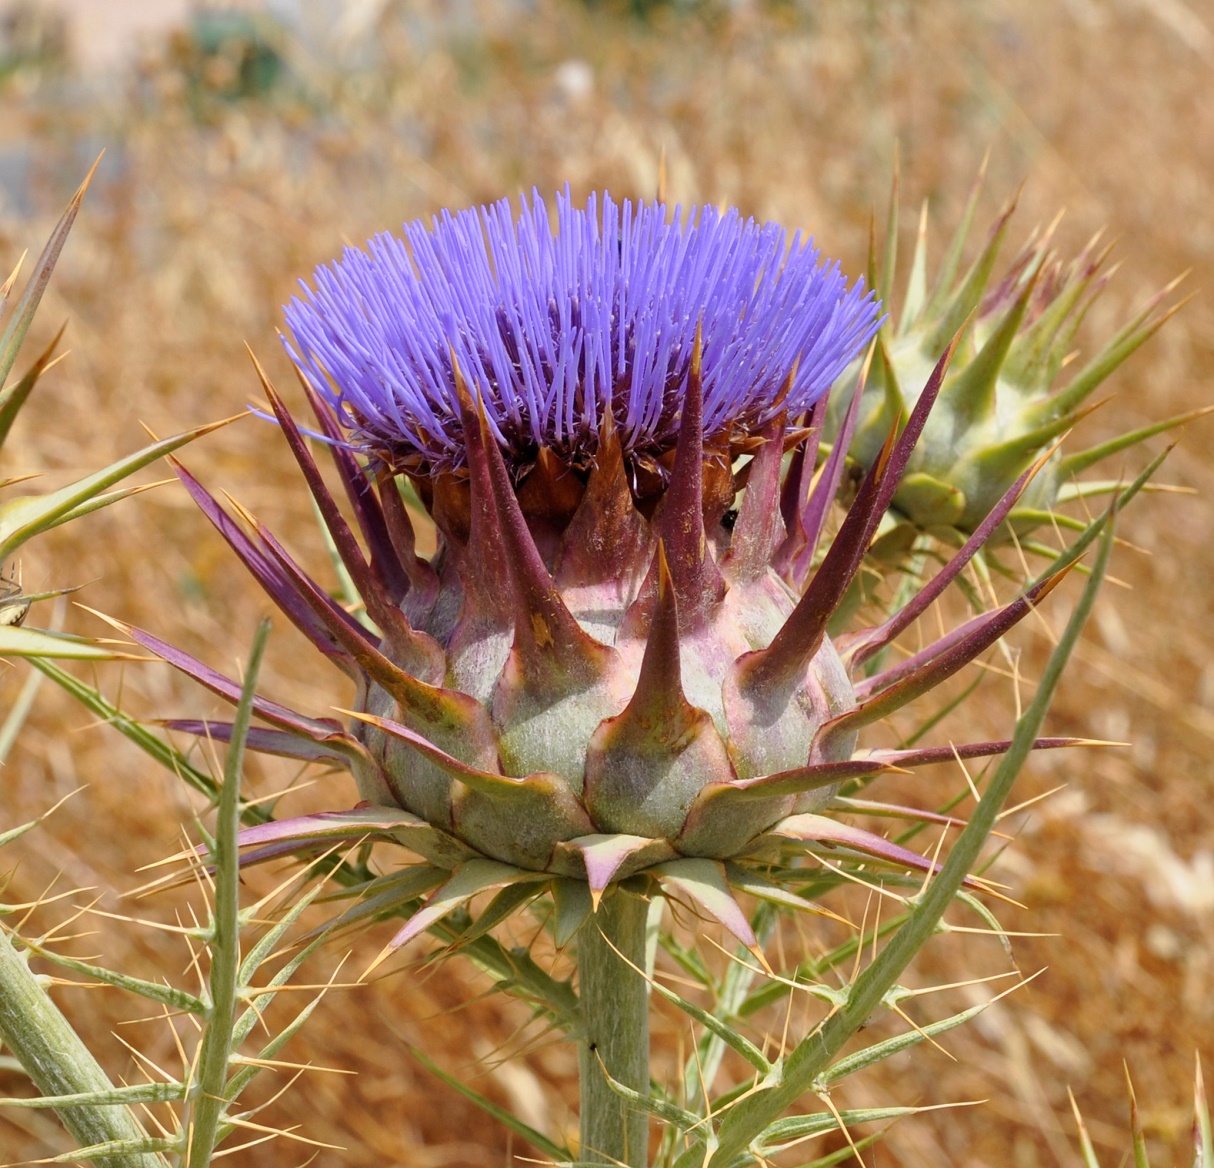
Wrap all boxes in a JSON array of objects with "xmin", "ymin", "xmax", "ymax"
[
  {"xmin": 136, "ymin": 188, "xmax": 1091, "ymax": 960},
  {"xmin": 284, "ymin": 188, "xmax": 878, "ymax": 491}
]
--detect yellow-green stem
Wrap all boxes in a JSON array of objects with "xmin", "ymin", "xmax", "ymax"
[
  {"xmin": 0, "ymin": 927, "xmax": 165, "ymax": 1168},
  {"xmin": 577, "ymin": 887, "xmax": 650, "ymax": 1167}
]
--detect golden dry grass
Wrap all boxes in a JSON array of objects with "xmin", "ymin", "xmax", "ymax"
[{"xmin": 3, "ymin": 1, "xmax": 1214, "ymax": 1165}]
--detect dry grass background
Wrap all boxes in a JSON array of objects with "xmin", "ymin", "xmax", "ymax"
[{"xmin": 2, "ymin": 1, "xmax": 1214, "ymax": 1164}]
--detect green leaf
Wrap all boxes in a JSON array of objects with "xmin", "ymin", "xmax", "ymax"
[
  {"xmin": 436, "ymin": 881, "xmax": 543, "ymax": 951},
  {"xmin": 1057, "ymin": 407, "xmax": 1210, "ymax": 479},
  {"xmin": 1131, "ymin": 1082, "xmax": 1150, "ymax": 1168},
  {"xmin": 595, "ymin": 1061, "xmax": 702, "ymax": 1130},
  {"xmin": 305, "ymin": 865, "xmax": 446, "ymax": 942},
  {"xmin": 0, "ymin": 1081, "xmax": 185, "ymax": 1109},
  {"xmin": 15, "ymin": 943, "xmax": 204, "ymax": 1015},
  {"xmin": 0, "ymin": 158, "xmax": 97, "ymax": 398},
  {"xmin": 723, "ymin": 863, "xmax": 839, "ymax": 919},
  {"xmin": 409, "ymin": 1044, "xmax": 572, "ymax": 1162},
  {"xmin": 29, "ymin": 657, "xmax": 268, "ymax": 823},
  {"xmin": 819, "ymin": 1000, "xmax": 989, "ymax": 1083},
  {"xmin": 224, "ymin": 938, "xmax": 333, "ymax": 1108},
  {"xmin": 380, "ymin": 858, "xmax": 542, "ymax": 957},
  {"xmin": 1069, "ymin": 1089, "xmax": 1102, "ymax": 1168},
  {"xmin": 648, "ymin": 966, "xmax": 771, "ymax": 1077},
  {"xmin": 0, "ymin": 928, "xmax": 168, "ymax": 1168},
  {"xmin": 0, "ymin": 626, "xmax": 129, "ymax": 661},
  {"xmin": 680, "ymin": 905, "xmax": 776, "ymax": 1123},
  {"xmin": 756, "ymin": 1105, "xmax": 924, "ymax": 1148},
  {"xmin": 897, "ymin": 200, "xmax": 930, "ymax": 335},
  {"xmin": 187, "ymin": 618, "xmax": 269, "ymax": 1168},
  {"xmin": 41, "ymin": 1136, "xmax": 178, "ymax": 1163},
  {"xmin": 0, "ymin": 415, "xmax": 235, "ymax": 559},
  {"xmin": 1196, "ymin": 1056, "xmax": 1212, "ymax": 1168},
  {"xmin": 0, "ymin": 327, "xmax": 66, "ymax": 451}
]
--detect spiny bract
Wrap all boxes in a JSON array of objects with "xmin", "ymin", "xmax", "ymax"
[
  {"xmin": 829, "ymin": 166, "xmax": 1192, "ymax": 547},
  {"xmin": 132, "ymin": 189, "xmax": 1083, "ymax": 958}
]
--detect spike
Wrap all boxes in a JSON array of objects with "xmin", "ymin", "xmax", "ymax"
[
  {"xmin": 921, "ymin": 152, "xmax": 989, "ymax": 324},
  {"xmin": 555, "ymin": 404, "xmax": 652, "ymax": 600},
  {"xmin": 874, "ymin": 332, "xmax": 906, "ymax": 432},
  {"xmin": 258, "ymin": 371, "xmax": 440, "ymax": 677},
  {"xmin": 744, "ymin": 437, "xmax": 897, "ymax": 694},
  {"xmin": 552, "ymin": 835, "xmax": 676, "ymax": 907},
  {"xmin": 0, "ymin": 154, "xmax": 100, "ymax": 394},
  {"xmin": 376, "ymin": 470, "xmax": 439, "ymax": 604},
  {"xmin": 225, "ymin": 811, "xmax": 471, "ymax": 874},
  {"xmin": 757, "ymin": 813, "xmax": 986, "ymax": 891},
  {"xmin": 0, "ymin": 323, "xmax": 67, "ymax": 449},
  {"xmin": 248, "ymin": 517, "xmax": 497, "ymax": 777},
  {"xmin": 454, "ymin": 371, "xmax": 622, "ymax": 784},
  {"xmin": 786, "ymin": 355, "xmax": 868, "ymax": 587},
  {"xmin": 163, "ymin": 720, "xmax": 364, "ymax": 767},
  {"xmin": 232, "ymin": 807, "xmax": 430, "ymax": 856},
  {"xmin": 1195, "ymin": 1055, "xmax": 1212, "ymax": 1165},
  {"xmin": 441, "ymin": 364, "xmax": 515, "ymax": 631},
  {"xmin": 865, "ymin": 207, "xmax": 879, "ymax": 308},
  {"xmin": 821, "ymin": 568, "xmax": 1071, "ymax": 753},
  {"xmin": 776, "ymin": 402, "xmax": 823, "ymax": 545},
  {"xmin": 898, "ymin": 199, "xmax": 931, "ymax": 335},
  {"xmin": 1058, "ymin": 404, "xmax": 1214, "ymax": 478},
  {"xmin": 677, "ymin": 757, "xmax": 902, "ymax": 859},
  {"xmin": 926, "ymin": 187, "xmax": 1019, "ymax": 357},
  {"xmin": 118, "ymin": 619, "xmax": 353, "ymax": 744},
  {"xmin": 551, "ymin": 878, "xmax": 593, "ymax": 944},
  {"xmin": 1003, "ymin": 239, "xmax": 1111, "ymax": 391},
  {"xmin": 654, "ymin": 322, "xmax": 726, "ymax": 628},
  {"xmin": 468, "ymin": 378, "xmax": 615, "ymax": 689},
  {"xmin": 742, "ymin": 332, "xmax": 963, "ymax": 696},
  {"xmin": 1036, "ymin": 289, "xmax": 1191, "ymax": 424},
  {"xmin": 939, "ymin": 263, "xmax": 1041, "ymax": 424},
  {"xmin": 369, "ymin": 860, "xmax": 543, "ymax": 973},
  {"xmin": 866, "ymin": 736, "xmax": 1092, "ymax": 770},
  {"xmin": 650, "ymin": 858, "xmax": 760, "ymax": 953},
  {"xmin": 972, "ymin": 398, "xmax": 1105, "ymax": 484},
  {"xmin": 584, "ymin": 543, "xmax": 734, "ymax": 838},
  {"xmin": 168, "ymin": 459, "xmax": 358, "ymax": 672},
  {"xmin": 859, "ymin": 565, "xmax": 1069, "ymax": 702},
  {"xmin": 878, "ymin": 145, "xmax": 900, "ymax": 309},
  {"xmin": 0, "ymin": 250, "xmax": 25, "ymax": 308},
  {"xmin": 725, "ymin": 411, "xmax": 787, "ymax": 583},
  {"xmin": 844, "ymin": 445, "xmax": 1052, "ymax": 669},
  {"xmin": 289, "ymin": 361, "xmax": 412, "ymax": 601}
]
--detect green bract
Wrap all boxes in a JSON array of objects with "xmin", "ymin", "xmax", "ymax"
[{"xmin": 829, "ymin": 167, "xmax": 1192, "ymax": 546}]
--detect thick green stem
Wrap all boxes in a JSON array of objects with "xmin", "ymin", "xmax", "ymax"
[
  {"xmin": 577, "ymin": 887, "xmax": 650, "ymax": 1167},
  {"xmin": 0, "ymin": 927, "xmax": 165, "ymax": 1168}
]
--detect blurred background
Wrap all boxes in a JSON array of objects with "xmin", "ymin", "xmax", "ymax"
[{"xmin": 1, "ymin": 1, "xmax": 1213, "ymax": 1164}]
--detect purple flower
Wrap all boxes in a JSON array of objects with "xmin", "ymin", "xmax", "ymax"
[{"xmin": 283, "ymin": 188, "xmax": 881, "ymax": 476}]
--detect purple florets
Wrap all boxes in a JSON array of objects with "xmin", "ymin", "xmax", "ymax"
[{"xmin": 284, "ymin": 188, "xmax": 881, "ymax": 475}]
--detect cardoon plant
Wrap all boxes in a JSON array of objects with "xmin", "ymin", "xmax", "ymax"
[{"xmin": 100, "ymin": 188, "xmax": 1140, "ymax": 1165}]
